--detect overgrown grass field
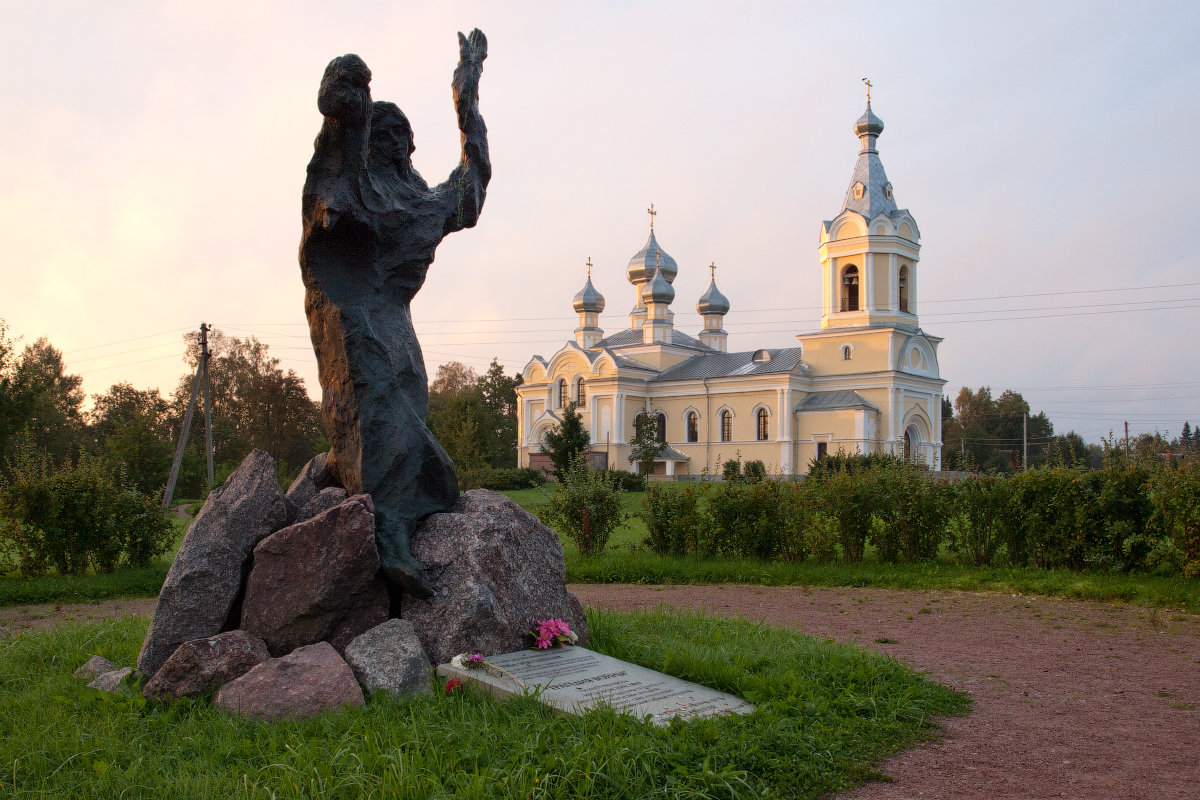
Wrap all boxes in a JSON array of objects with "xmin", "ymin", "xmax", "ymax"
[{"xmin": 0, "ymin": 609, "xmax": 965, "ymax": 799}]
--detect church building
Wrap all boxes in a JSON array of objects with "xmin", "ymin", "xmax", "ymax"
[{"xmin": 516, "ymin": 101, "xmax": 946, "ymax": 476}]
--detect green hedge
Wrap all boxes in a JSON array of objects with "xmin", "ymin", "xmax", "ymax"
[
  {"xmin": 638, "ymin": 460, "xmax": 1200, "ymax": 576},
  {"xmin": 0, "ymin": 445, "xmax": 173, "ymax": 577}
]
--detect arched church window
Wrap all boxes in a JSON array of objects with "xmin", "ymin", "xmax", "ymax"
[
  {"xmin": 842, "ymin": 345, "xmax": 852, "ymax": 361},
  {"xmin": 756, "ymin": 408, "xmax": 769, "ymax": 441},
  {"xmin": 686, "ymin": 412, "xmax": 698, "ymax": 443},
  {"xmin": 720, "ymin": 410, "xmax": 732, "ymax": 442},
  {"xmin": 655, "ymin": 412, "xmax": 667, "ymax": 444},
  {"xmin": 898, "ymin": 265, "xmax": 909, "ymax": 313},
  {"xmin": 841, "ymin": 266, "xmax": 859, "ymax": 312},
  {"xmin": 575, "ymin": 377, "xmax": 586, "ymax": 407},
  {"xmin": 903, "ymin": 429, "xmax": 913, "ymax": 462},
  {"xmin": 557, "ymin": 379, "xmax": 568, "ymax": 409}
]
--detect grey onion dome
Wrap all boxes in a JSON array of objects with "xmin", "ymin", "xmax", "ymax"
[
  {"xmin": 572, "ymin": 275, "xmax": 605, "ymax": 313},
  {"xmin": 640, "ymin": 265, "xmax": 675, "ymax": 305},
  {"xmin": 854, "ymin": 102, "xmax": 884, "ymax": 138},
  {"xmin": 697, "ymin": 278, "xmax": 730, "ymax": 315},
  {"xmin": 626, "ymin": 230, "xmax": 679, "ymax": 285}
]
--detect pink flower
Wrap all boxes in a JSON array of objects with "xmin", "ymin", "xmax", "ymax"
[
  {"xmin": 534, "ymin": 632, "xmax": 552, "ymax": 649},
  {"xmin": 466, "ymin": 653, "xmax": 484, "ymax": 667}
]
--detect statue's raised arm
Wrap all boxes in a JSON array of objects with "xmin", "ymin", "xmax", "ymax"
[{"xmin": 438, "ymin": 28, "xmax": 491, "ymax": 234}]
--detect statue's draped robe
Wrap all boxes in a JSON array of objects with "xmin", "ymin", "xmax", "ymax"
[{"xmin": 299, "ymin": 75, "xmax": 489, "ymax": 593}]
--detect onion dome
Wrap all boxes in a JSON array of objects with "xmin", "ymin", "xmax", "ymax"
[
  {"xmin": 854, "ymin": 102, "xmax": 884, "ymax": 139},
  {"xmin": 572, "ymin": 273, "xmax": 605, "ymax": 313},
  {"xmin": 640, "ymin": 262, "xmax": 675, "ymax": 306},
  {"xmin": 697, "ymin": 278, "xmax": 730, "ymax": 315},
  {"xmin": 626, "ymin": 229, "xmax": 678, "ymax": 285}
]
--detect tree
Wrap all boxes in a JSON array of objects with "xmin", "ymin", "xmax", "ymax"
[
  {"xmin": 1045, "ymin": 431, "xmax": 1088, "ymax": 467},
  {"xmin": 628, "ymin": 411, "xmax": 665, "ymax": 476},
  {"xmin": 478, "ymin": 359, "xmax": 521, "ymax": 468},
  {"xmin": 170, "ymin": 331, "xmax": 326, "ymax": 492},
  {"xmin": 542, "ymin": 401, "xmax": 590, "ymax": 480},
  {"xmin": 87, "ymin": 383, "xmax": 174, "ymax": 495},
  {"xmin": 941, "ymin": 386, "xmax": 1054, "ymax": 473},
  {"xmin": 3, "ymin": 336, "xmax": 84, "ymax": 467}
]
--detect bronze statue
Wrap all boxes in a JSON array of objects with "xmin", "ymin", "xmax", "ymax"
[{"xmin": 299, "ymin": 30, "xmax": 490, "ymax": 596}]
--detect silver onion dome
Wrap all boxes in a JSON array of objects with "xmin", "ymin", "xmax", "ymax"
[
  {"xmin": 697, "ymin": 278, "xmax": 730, "ymax": 315},
  {"xmin": 626, "ymin": 229, "xmax": 678, "ymax": 285},
  {"xmin": 572, "ymin": 274, "xmax": 605, "ymax": 313},
  {"xmin": 640, "ymin": 264, "xmax": 675, "ymax": 305},
  {"xmin": 854, "ymin": 102, "xmax": 884, "ymax": 139}
]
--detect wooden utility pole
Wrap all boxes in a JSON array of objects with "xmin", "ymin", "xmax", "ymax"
[
  {"xmin": 161, "ymin": 322, "xmax": 214, "ymax": 512},
  {"xmin": 1023, "ymin": 413, "xmax": 1028, "ymax": 471},
  {"xmin": 201, "ymin": 323, "xmax": 214, "ymax": 490}
]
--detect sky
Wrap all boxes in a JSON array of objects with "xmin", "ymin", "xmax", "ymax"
[{"xmin": 2, "ymin": 0, "xmax": 1198, "ymax": 444}]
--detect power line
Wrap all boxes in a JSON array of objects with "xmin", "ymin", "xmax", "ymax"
[{"xmin": 62, "ymin": 327, "xmax": 192, "ymax": 355}]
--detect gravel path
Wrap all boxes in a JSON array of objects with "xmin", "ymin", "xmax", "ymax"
[
  {"xmin": 4, "ymin": 586, "xmax": 1198, "ymax": 799},
  {"xmin": 570, "ymin": 584, "xmax": 1200, "ymax": 800}
]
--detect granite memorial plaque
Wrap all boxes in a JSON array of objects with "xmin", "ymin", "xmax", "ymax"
[{"xmin": 437, "ymin": 646, "xmax": 755, "ymax": 725}]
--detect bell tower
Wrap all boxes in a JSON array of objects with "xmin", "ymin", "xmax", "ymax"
[{"xmin": 818, "ymin": 93, "xmax": 922, "ymax": 330}]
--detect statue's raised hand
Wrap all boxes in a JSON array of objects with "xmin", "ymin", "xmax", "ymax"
[{"xmin": 453, "ymin": 29, "xmax": 487, "ymax": 108}]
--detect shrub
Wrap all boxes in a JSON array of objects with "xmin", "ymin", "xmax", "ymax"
[
  {"xmin": 721, "ymin": 458, "xmax": 743, "ymax": 483},
  {"xmin": 536, "ymin": 457, "xmax": 625, "ymax": 556},
  {"xmin": 947, "ymin": 475, "xmax": 1014, "ymax": 566},
  {"xmin": 707, "ymin": 482, "xmax": 789, "ymax": 560},
  {"xmin": 743, "ymin": 460, "xmax": 767, "ymax": 484},
  {"xmin": 1147, "ymin": 461, "xmax": 1200, "ymax": 578},
  {"xmin": 640, "ymin": 483, "xmax": 707, "ymax": 556},
  {"xmin": 606, "ymin": 469, "xmax": 647, "ymax": 493},
  {"xmin": 473, "ymin": 467, "xmax": 546, "ymax": 491},
  {"xmin": 0, "ymin": 443, "xmax": 173, "ymax": 577},
  {"xmin": 1007, "ymin": 467, "xmax": 1091, "ymax": 569}
]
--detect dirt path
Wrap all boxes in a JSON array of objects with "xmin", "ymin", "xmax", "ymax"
[
  {"xmin": 570, "ymin": 584, "xmax": 1200, "ymax": 800},
  {"xmin": 4, "ymin": 587, "xmax": 1198, "ymax": 799},
  {"xmin": 0, "ymin": 597, "xmax": 157, "ymax": 637}
]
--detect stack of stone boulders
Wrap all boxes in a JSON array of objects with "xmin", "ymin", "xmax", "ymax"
[{"xmin": 84, "ymin": 449, "xmax": 587, "ymax": 721}]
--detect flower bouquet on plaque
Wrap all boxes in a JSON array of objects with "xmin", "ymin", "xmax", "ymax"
[
  {"xmin": 529, "ymin": 618, "xmax": 578, "ymax": 650},
  {"xmin": 449, "ymin": 652, "xmax": 526, "ymax": 689}
]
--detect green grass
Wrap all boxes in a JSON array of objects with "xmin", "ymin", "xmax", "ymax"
[{"xmin": 0, "ymin": 609, "xmax": 966, "ymax": 799}]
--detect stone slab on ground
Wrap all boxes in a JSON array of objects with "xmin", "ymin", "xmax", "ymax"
[
  {"xmin": 438, "ymin": 646, "xmax": 755, "ymax": 726},
  {"xmin": 213, "ymin": 641, "xmax": 364, "ymax": 722}
]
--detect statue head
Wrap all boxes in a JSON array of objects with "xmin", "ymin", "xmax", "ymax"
[
  {"xmin": 318, "ymin": 54, "xmax": 373, "ymax": 122},
  {"xmin": 370, "ymin": 102, "xmax": 416, "ymax": 162}
]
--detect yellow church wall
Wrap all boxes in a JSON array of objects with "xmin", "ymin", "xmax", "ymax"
[
  {"xmin": 799, "ymin": 329, "xmax": 894, "ymax": 373},
  {"xmin": 872, "ymin": 260, "xmax": 889, "ymax": 309}
]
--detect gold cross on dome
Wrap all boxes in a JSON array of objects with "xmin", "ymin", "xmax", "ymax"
[
  {"xmin": 647, "ymin": 203, "xmax": 656, "ymax": 231},
  {"xmin": 862, "ymin": 77, "xmax": 873, "ymax": 103},
  {"xmin": 709, "ymin": 261, "xmax": 717, "ymax": 281},
  {"xmin": 585, "ymin": 256, "xmax": 592, "ymax": 278}
]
